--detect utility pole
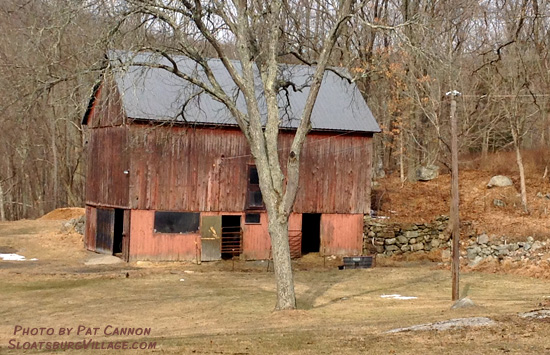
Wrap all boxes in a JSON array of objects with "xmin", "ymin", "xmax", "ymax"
[{"xmin": 446, "ymin": 90, "xmax": 461, "ymax": 301}]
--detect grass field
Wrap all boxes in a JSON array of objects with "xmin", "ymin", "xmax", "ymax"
[{"xmin": 1, "ymin": 219, "xmax": 550, "ymax": 354}]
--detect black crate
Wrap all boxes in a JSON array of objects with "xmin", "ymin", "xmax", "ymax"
[{"xmin": 340, "ymin": 256, "xmax": 375, "ymax": 269}]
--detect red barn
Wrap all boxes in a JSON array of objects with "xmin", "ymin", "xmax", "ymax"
[{"xmin": 82, "ymin": 52, "xmax": 380, "ymax": 262}]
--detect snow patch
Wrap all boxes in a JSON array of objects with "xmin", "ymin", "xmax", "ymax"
[
  {"xmin": 0, "ymin": 253, "xmax": 36, "ymax": 261},
  {"xmin": 381, "ymin": 294, "xmax": 418, "ymax": 300}
]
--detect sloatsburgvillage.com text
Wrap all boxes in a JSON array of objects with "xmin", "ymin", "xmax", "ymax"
[{"xmin": 8, "ymin": 339, "xmax": 157, "ymax": 351}]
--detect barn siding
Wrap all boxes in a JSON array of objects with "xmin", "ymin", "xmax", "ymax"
[
  {"xmin": 128, "ymin": 210, "xmax": 200, "ymax": 261},
  {"xmin": 87, "ymin": 78, "xmax": 125, "ymax": 128},
  {"xmin": 321, "ymin": 214, "xmax": 363, "ymax": 256},
  {"xmin": 127, "ymin": 124, "xmax": 373, "ymax": 214},
  {"xmin": 86, "ymin": 126, "xmax": 130, "ymax": 208},
  {"xmin": 84, "ymin": 205, "xmax": 97, "ymax": 251}
]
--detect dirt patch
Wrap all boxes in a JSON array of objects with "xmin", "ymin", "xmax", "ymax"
[{"xmin": 39, "ymin": 207, "xmax": 85, "ymax": 221}]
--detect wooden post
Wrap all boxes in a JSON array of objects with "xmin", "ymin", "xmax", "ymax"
[{"xmin": 449, "ymin": 91, "xmax": 460, "ymax": 301}]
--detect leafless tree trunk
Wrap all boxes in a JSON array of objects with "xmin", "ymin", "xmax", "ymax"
[
  {"xmin": 0, "ymin": 183, "xmax": 5, "ymax": 222},
  {"xmin": 511, "ymin": 126, "xmax": 528, "ymax": 212}
]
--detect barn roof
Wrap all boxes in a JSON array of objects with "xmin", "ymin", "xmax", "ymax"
[{"xmin": 84, "ymin": 51, "xmax": 380, "ymax": 133}]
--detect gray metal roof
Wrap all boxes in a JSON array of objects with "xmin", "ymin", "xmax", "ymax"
[{"xmin": 107, "ymin": 51, "xmax": 380, "ymax": 133}]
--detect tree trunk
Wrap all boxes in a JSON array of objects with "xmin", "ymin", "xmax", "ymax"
[
  {"xmin": 512, "ymin": 129, "xmax": 528, "ymax": 212},
  {"xmin": 399, "ymin": 127, "xmax": 405, "ymax": 183},
  {"xmin": 0, "ymin": 183, "xmax": 5, "ymax": 221},
  {"xmin": 481, "ymin": 129, "xmax": 490, "ymax": 162},
  {"xmin": 267, "ymin": 209, "xmax": 296, "ymax": 310}
]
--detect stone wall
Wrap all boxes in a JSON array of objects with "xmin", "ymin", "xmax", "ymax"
[
  {"xmin": 363, "ymin": 215, "xmax": 550, "ymax": 267},
  {"xmin": 363, "ymin": 215, "xmax": 450, "ymax": 256},
  {"xmin": 465, "ymin": 235, "xmax": 550, "ymax": 266}
]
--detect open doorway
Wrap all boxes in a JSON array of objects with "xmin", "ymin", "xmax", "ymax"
[
  {"xmin": 221, "ymin": 215, "xmax": 242, "ymax": 259},
  {"xmin": 113, "ymin": 209, "xmax": 124, "ymax": 255},
  {"xmin": 301, "ymin": 213, "xmax": 321, "ymax": 254}
]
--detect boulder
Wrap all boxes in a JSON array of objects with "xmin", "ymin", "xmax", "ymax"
[
  {"xmin": 451, "ymin": 297, "xmax": 476, "ymax": 309},
  {"xmin": 477, "ymin": 234, "xmax": 489, "ymax": 245},
  {"xmin": 487, "ymin": 175, "xmax": 513, "ymax": 188},
  {"xmin": 416, "ymin": 165, "xmax": 440, "ymax": 181}
]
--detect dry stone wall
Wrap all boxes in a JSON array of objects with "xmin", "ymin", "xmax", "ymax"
[
  {"xmin": 363, "ymin": 215, "xmax": 451, "ymax": 256},
  {"xmin": 363, "ymin": 215, "xmax": 550, "ymax": 267}
]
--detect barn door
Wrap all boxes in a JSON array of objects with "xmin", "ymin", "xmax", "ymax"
[
  {"xmin": 200, "ymin": 216, "xmax": 222, "ymax": 261},
  {"xmin": 96, "ymin": 208, "xmax": 115, "ymax": 254}
]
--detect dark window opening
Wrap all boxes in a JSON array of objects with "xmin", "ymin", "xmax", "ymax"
[
  {"xmin": 154, "ymin": 212, "xmax": 200, "ymax": 234},
  {"xmin": 245, "ymin": 213, "xmax": 261, "ymax": 224},
  {"xmin": 246, "ymin": 166, "xmax": 264, "ymax": 210},
  {"xmin": 221, "ymin": 215, "xmax": 242, "ymax": 259},
  {"xmin": 301, "ymin": 213, "xmax": 321, "ymax": 254},
  {"xmin": 113, "ymin": 209, "xmax": 124, "ymax": 254},
  {"xmin": 249, "ymin": 167, "xmax": 259, "ymax": 184}
]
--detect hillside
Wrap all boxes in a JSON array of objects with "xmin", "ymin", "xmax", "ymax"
[{"xmin": 373, "ymin": 150, "xmax": 550, "ymax": 242}]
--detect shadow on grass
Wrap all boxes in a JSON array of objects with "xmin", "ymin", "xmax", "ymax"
[{"xmin": 298, "ymin": 270, "xmax": 448, "ymax": 310}]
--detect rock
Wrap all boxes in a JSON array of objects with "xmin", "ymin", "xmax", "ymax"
[
  {"xmin": 386, "ymin": 245, "xmax": 399, "ymax": 251},
  {"xmin": 518, "ymin": 310, "xmax": 550, "ymax": 319},
  {"xmin": 375, "ymin": 245, "xmax": 385, "ymax": 253},
  {"xmin": 477, "ymin": 234, "xmax": 489, "ymax": 245},
  {"xmin": 397, "ymin": 235, "xmax": 408, "ymax": 244},
  {"xmin": 531, "ymin": 241, "xmax": 543, "ymax": 251},
  {"xmin": 386, "ymin": 317, "xmax": 494, "ymax": 333},
  {"xmin": 468, "ymin": 256, "xmax": 484, "ymax": 267},
  {"xmin": 411, "ymin": 242, "xmax": 425, "ymax": 251},
  {"xmin": 487, "ymin": 175, "xmax": 513, "ymax": 188},
  {"xmin": 405, "ymin": 230, "xmax": 419, "ymax": 239},
  {"xmin": 493, "ymin": 199, "xmax": 506, "ymax": 207},
  {"xmin": 416, "ymin": 165, "xmax": 440, "ymax": 181},
  {"xmin": 400, "ymin": 244, "xmax": 410, "ymax": 252},
  {"xmin": 431, "ymin": 239, "xmax": 441, "ymax": 248},
  {"xmin": 385, "ymin": 238, "xmax": 397, "ymax": 245},
  {"xmin": 467, "ymin": 246, "xmax": 481, "ymax": 260},
  {"xmin": 451, "ymin": 297, "xmax": 476, "ymax": 309},
  {"xmin": 496, "ymin": 247, "xmax": 509, "ymax": 256},
  {"xmin": 441, "ymin": 249, "xmax": 451, "ymax": 261},
  {"xmin": 409, "ymin": 238, "xmax": 417, "ymax": 244},
  {"xmin": 527, "ymin": 236, "xmax": 534, "ymax": 243}
]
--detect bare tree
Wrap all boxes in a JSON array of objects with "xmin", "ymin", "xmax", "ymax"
[{"xmin": 109, "ymin": 0, "xmax": 357, "ymax": 310}]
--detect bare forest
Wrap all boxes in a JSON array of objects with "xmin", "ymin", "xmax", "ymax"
[{"xmin": 1, "ymin": 0, "xmax": 550, "ymax": 222}]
